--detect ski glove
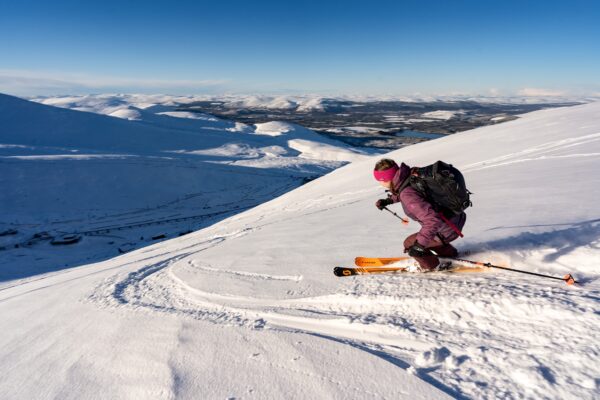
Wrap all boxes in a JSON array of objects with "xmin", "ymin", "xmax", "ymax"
[
  {"xmin": 407, "ymin": 242, "xmax": 429, "ymax": 257},
  {"xmin": 375, "ymin": 198, "xmax": 393, "ymax": 210}
]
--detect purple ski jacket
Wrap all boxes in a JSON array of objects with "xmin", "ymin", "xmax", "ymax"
[{"xmin": 388, "ymin": 163, "xmax": 466, "ymax": 246}]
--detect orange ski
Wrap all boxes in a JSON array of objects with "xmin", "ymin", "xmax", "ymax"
[
  {"xmin": 354, "ymin": 256, "xmax": 488, "ymax": 273},
  {"xmin": 354, "ymin": 256, "xmax": 410, "ymax": 267}
]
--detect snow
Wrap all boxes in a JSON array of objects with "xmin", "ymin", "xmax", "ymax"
[
  {"xmin": 288, "ymin": 139, "xmax": 366, "ymax": 162},
  {"xmin": 296, "ymin": 97, "xmax": 327, "ymax": 112},
  {"xmin": 384, "ymin": 115, "xmax": 406, "ymax": 122},
  {"xmin": 108, "ymin": 107, "xmax": 143, "ymax": 120},
  {"xmin": 421, "ymin": 110, "xmax": 464, "ymax": 120},
  {"xmin": 405, "ymin": 118, "xmax": 434, "ymax": 123},
  {"xmin": 252, "ymin": 121, "xmax": 370, "ymax": 162},
  {"xmin": 1, "ymin": 95, "xmax": 600, "ymax": 399},
  {"xmin": 31, "ymin": 92, "xmax": 598, "ymax": 114},
  {"xmin": 223, "ymin": 95, "xmax": 298, "ymax": 110},
  {"xmin": 4, "ymin": 153, "xmax": 137, "ymax": 160},
  {"xmin": 253, "ymin": 121, "xmax": 293, "ymax": 136},
  {"xmin": 0, "ymin": 92, "xmax": 369, "ymax": 277},
  {"xmin": 156, "ymin": 111, "xmax": 219, "ymax": 121},
  {"xmin": 325, "ymin": 126, "xmax": 382, "ymax": 135},
  {"xmin": 173, "ymin": 143, "xmax": 288, "ymax": 158}
]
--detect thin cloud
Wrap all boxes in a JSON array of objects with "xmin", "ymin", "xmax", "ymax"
[
  {"xmin": 517, "ymin": 87, "xmax": 566, "ymax": 97},
  {"xmin": 0, "ymin": 69, "xmax": 230, "ymax": 95}
]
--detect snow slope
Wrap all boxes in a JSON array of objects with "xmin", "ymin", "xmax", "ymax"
[
  {"xmin": 1, "ymin": 100, "xmax": 600, "ymax": 399},
  {"xmin": 0, "ymin": 93, "xmax": 369, "ymax": 280}
]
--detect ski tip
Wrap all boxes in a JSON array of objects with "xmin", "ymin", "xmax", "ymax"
[{"xmin": 563, "ymin": 274, "xmax": 577, "ymax": 285}]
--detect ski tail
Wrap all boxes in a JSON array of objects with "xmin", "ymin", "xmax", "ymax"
[{"xmin": 354, "ymin": 256, "xmax": 410, "ymax": 267}]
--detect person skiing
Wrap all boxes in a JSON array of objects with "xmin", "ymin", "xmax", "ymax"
[{"xmin": 373, "ymin": 158, "xmax": 467, "ymax": 272}]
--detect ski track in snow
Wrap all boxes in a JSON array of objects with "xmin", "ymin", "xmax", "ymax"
[
  {"xmin": 188, "ymin": 261, "xmax": 303, "ymax": 282},
  {"xmin": 83, "ymin": 123, "xmax": 600, "ymax": 397},
  {"xmin": 86, "ymin": 217, "xmax": 600, "ymax": 400},
  {"xmin": 462, "ymin": 131, "xmax": 600, "ymax": 172}
]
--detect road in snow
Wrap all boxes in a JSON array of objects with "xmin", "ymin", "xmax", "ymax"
[{"xmin": 1, "ymin": 97, "xmax": 600, "ymax": 399}]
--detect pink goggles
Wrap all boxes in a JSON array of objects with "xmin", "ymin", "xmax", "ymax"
[{"xmin": 373, "ymin": 165, "xmax": 399, "ymax": 182}]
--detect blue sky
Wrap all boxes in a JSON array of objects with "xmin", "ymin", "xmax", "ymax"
[{"xmin": 1, "ymin": 0, "xmax": 599, "ymax": 96}]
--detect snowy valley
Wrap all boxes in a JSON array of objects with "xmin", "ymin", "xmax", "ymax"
[{"xmin": 0, "ymin": 93, "xmax": 370, "ymax": 281}]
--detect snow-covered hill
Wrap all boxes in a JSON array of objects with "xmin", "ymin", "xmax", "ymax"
[
  {"xmin": 0, "ymin": 93, "xmax": 369, "ymax": 280},
  {"xmin": 31, "ymin": 93, "xmax": 595, "ymax": 117},
  {"xmin": 1, "ymin": 99, "xmax": 599, "ymax": 399}
]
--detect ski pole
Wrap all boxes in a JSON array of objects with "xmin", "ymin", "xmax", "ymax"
[
  {"xmin": 384, "ymin": 207, "xmax": 409, "ymax": 225},
  {"xmin": 439, "ymin": 255, "xmax": 578, "ymax": 286}
]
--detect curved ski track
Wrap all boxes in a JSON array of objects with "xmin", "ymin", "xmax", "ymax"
[{"xmin": 87, "ymin": 223, "xmax": 600, "ymax": 400}]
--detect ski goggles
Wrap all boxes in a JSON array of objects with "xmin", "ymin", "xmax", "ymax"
[{"xmin": 373, "ymin": 165, "xmax": 399, "ymax": 182}]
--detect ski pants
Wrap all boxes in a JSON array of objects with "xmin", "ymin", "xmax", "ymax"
[{"xmin": 403, "ymin": 233, "xmax": 459, "ymax": 271}]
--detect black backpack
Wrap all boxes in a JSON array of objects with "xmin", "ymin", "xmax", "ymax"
[{"xmin": 398, "ymin": 161, "xmax": 472, "ymax": 216}]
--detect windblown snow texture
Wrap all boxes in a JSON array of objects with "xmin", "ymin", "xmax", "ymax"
[{"xmin": 1, "ymin": 95, "xmax": 599, "ymax": 399}]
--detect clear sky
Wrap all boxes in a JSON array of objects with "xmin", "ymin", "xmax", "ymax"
[{"xmin": 1, "ymin": 0, "xmax": 599, "ymax": 97}]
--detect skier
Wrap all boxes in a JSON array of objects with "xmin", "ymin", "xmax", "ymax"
[{"xmin": 373, "ymin": 158, "xmax": 467, "ymax": 272}]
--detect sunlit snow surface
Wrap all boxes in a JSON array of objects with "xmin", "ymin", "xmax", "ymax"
[{"xmin": 1, "ymin": 95, "xmax": 600, "ymax": 399}]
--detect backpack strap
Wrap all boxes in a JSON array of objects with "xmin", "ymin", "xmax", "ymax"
[
  {"xmin": 396, "ymin": 167, "xmax": 419, "ymax": 194},
  {"xmin": 437, "ymin": 212, "xmax": 464, "ymax": 238}
]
